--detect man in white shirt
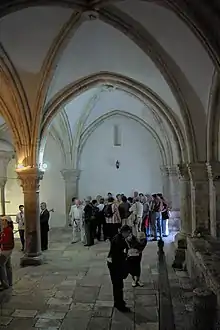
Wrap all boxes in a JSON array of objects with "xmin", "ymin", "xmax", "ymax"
[
  {"xmin": 69, "ymin": 199, "xmax": 84, "ymax": 244},
  {"xmin": 16, "ymin": 204, "xmax": 25, "ymax": 251},
  {"xmin": 129, "ymin": 197, "xmax": 143, "ymax": 236}
]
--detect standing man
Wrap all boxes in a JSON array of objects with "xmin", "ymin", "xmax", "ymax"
[
  {"xmin": 16, "ymin": 205, "xmax": 25, "ymax": 251},
  {"xmin": 69, "ymin": 199, "xmax": 84, "ymax": 244},
  {"xmin": 40, "ymin": 202, "xmax": 50, "ymax": 251},
  {"xmin": 107, "ymin": 225, "xmax": 132, "ymax": 312},
  {"xmin": 129, "ymin": 197, "xmax": 143, "ymax": 236},
  {"xmin": 84, "ymin": 197, "xmax": 95, "ymax": 247}
]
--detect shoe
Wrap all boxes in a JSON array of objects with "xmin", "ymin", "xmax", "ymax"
[
  {"xmin": 152, "ymin": 238, "xmax": 157, "ymax": 241},
  {"xmin": 132, "ymin": 280, "xmax": 137, "ymax": 287},
  {"xmin": 137, "ymin": 280, "xmax": 144, "ymax": 287},
  {"xmin": 115, "ymin": 305, "xmax": 131, "ymax": 313}
]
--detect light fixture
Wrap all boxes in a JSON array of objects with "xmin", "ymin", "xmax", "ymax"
[
  {"xmin": 42, "ymin": 163, "xmax": 48, "ymax": 170},
  {"xmin": 17, "ymin": 164, "xmax": 24, "ymax": 169},
  {"xmin": 116, "ymin": 160, "xmax": 120, "ymax": 169},
  {"xmin": 39, "ymin": 162, "xmax": 48, "ymax": 172}
]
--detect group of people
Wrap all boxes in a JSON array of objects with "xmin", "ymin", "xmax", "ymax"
[
  {"xmin": 69, "ymin": 191, "xmax": 170, "ymax": 246},
  {"xmin": 0, "ymin": 202, "xmax": 52, "ymax": 291},
  {"xmin": 16, "ymin": 202, "xmax": 52, "ymax": 252},
  {"xmin": 69, "ymin": 191, "xmax": 170, "ymax": 313}
]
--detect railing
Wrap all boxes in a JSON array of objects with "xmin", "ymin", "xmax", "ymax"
[{"xmin": 157, "ymin": 238, "xmax": 176, "ymax": 330}]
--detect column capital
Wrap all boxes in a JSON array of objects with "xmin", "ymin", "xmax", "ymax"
[
  {"xmin": 61, "ymin": 169, "xmax": 81, "ymax": 182},
  {"xmin": 167, "ymin": 165, "xmax": 178, "ymax": 176},
  {"xmin": 16, "ymin": 167, "xmax": 44, "ymax": 193},
  {"xmin": 206, "ymin": 161, "xmax": 220, "ymax": 181},
  {"xmin": 160, "ymin": 165, "xmax": 169, "ymax": 176},
  {"xmin": 177, "ymin": 163, "xmax": 190, "ymax": 181},
  {"xmin": 187, "ymin": 162, "xmax": 208, "ymax": 182}
]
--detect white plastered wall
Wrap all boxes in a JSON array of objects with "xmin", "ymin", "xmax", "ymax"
[
  {"xmin": 78, "ymin": 115, "xmax": 163, "ymax": 198},
  {"xmin": 40, "ymin": 134, "xmax": 66, "ymax": 228}
]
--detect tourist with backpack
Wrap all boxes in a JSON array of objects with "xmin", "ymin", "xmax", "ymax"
[{"xmin": 104, "ymin": 197, "xmax": 121, "ymax": 241}]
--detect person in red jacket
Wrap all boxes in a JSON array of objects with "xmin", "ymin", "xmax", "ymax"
[{"xmin": 0, "ymin": 216, "xmax": 14, "ymax": 290}]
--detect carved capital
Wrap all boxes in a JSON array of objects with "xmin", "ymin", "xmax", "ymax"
[
  {"xmin": 16, "ymin": 167, "xmax": 44, "ymax": 193},
  {"xmin": 177, "ymin": 163, "xmax": 190, "ymax": 181},
  {"xmin": 167, "ymin": 165, "xmax": 178, "ymax": 177},
  {"xmin": 187, "ymin": 162, "xmax": 208, "ymax": 182},
  {"xmin": 206, "ymin": 162, "xmax": 220, "ymax": 181},
  {"xmin": 160, "ymin": 165, "xmax": 169, "ymax": 176},
  {"xmin": 61, "ymin": 169, "xmax": 81, "ymax": 183}
]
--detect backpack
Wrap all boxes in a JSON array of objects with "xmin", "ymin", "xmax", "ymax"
[
  {"xmin": 104, "ymin": 204, "xmax": 113, "ymax": 218},
  {"xmin": 91, "ymin": 206, "xmax": 98, "ymax": 220}
]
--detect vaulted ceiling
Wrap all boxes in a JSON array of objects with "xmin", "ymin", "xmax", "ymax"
[{"xmin": 0, "ymin": 0, "xmax": 218, "ymax": 167}]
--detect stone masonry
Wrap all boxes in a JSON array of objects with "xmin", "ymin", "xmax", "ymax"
[{"xmin": 0, "ymin": 229, "xmax": 195, "ymax": 330}]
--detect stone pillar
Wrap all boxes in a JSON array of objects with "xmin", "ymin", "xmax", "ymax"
[
  {"xmin": 0, "ymin": 151, "xmax": 14, "ymax": 215},
  {"xmin": 168, "ymin": 165, "xmax": 180, "ymax": 231},
  {"xmin": 168, "ymin": 165, "xmax": 180, "ymax": 211},
  {"xmin": 177, "ymin": 163, "xmax": 192, "ymax": 236},
  {"xmin": 0, "ymin": 182, "xmax": 6, "ymax": 215},
  {"xmin": 160, "ymin": 165, "xmax": 171, "ymax": 203},
  {"xmin": 207, "ymin": 162, "xmax": 220, "ymax": 238},
  {"xmin": 188, "ymin": 162, "xmax": 209, "ymax": 235},
  {"xmin": 61, "ymin": 169, "xmax": 81, "ymax": 226},
  {"xmin": 16, "ymin": 167, "xmax": 44, "ymax": 266}
]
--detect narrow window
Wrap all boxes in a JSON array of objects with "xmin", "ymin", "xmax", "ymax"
[{"xmin": 113, "ymin": 124, "xmax": 121, "ymax": 146}]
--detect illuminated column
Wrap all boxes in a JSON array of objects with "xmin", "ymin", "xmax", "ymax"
[
  {"xmin": 16, "ymin": 167, "xmax": 44, "ymax": 266},
  {"xmin": 61, "ymin": 169, "xmax": 81, "ymax": 226}
]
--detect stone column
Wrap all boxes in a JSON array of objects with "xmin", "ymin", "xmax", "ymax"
[
  {"xmin": 61, "ymin": 169, "xmax": 81, "ymax": 226},
  {"xmin": 16, "ymin": 167, "xmax": 44, "ymax": 266},
  {"xmin": 0, "ymin": 151, "xmax": 14, "ymax": 215},
  {"xmin": 177, "ymin": 163, "xmax": 192, "ymax": 236},
  {"xmin": 168, "ymin": 165, "xmax": 180, "ymax": 231},
  {"xmin": 160, "ymin": 165, "xmax": 171, "ymax": 203},
  {"xmin": 188, "ymin": 162, "xmax": 209, "ymax": 235},
  {"xmin": 207, "ymin": 162, "xmax": 220, "ymax": 238},
  {"xmin": 0, "ymin": 181, "xmax": 6, "ymax": 215},
  {"xmin": 168, "ymin": 165, "xmax": 180, "ymax": 211}
]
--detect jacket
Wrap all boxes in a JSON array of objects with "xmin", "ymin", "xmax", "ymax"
[
  {"xmin": 40, "ymin": 209, "xmax": 50, "ymax": 231},
  {"xmin": 108, "ymin": 233, "xmax": 128, "ymax": 265},
  {"xmin": 0, "ymin": 227, "xmax": 14, "ymax": 251}
]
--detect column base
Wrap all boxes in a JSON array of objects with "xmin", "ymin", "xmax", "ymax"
[
  {"xmin": 172, "ymin": 231, "xmax": 188, "ymax": 270},
  {"xmin": 174, "ymin": 231, "xmax": 188, "ymax": 248},
  {"xmin": 20, "ymin": 253, "xmax": 44, "ymax": 267}
]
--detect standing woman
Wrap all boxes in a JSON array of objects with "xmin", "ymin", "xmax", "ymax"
[
  {"xmin": 40, "ymin": 202, "xmax": 50, "ymax": 251},
  {"xmin": 159, "ymin": 195, "xmax": 169, "ymax": 237},
  {"xmin": 0, "ymin": 216, "xmax": 14, "ymax": 290}
]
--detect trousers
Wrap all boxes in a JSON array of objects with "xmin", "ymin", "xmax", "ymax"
[
  {"xmin": 0, "ymin": 250, "xmax": 12, "ymax": 287},
  {"xmin": 108, "ymin": 262, "xmax": 125, "ymax": 307}
]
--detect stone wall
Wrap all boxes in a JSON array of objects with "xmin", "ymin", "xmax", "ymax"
[{"xmin": 186, "ymin": 236, "xmax": 220, "ymax": 305}]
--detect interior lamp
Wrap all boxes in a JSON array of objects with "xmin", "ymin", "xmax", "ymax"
[
  {"xmin": 42, "ymin": 163, "xmax": 48, "ymax": 170},
  {"xmin": 116, "ymin": 160, "xmax": 120, "ymax": 169},
  {"xmin": 17, "ymin": 164, "xmax": 24, "ymax": 169},
  {"xmin": 39, "ymin": 163, "xmax": 48, "ymax": 171}
]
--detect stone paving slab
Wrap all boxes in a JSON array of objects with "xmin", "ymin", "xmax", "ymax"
[{"xmin": 0, "ymin": 230, "xmax": 193, "ymax": 329}]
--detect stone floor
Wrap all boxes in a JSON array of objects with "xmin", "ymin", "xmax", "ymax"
[{"xmin": 0, "ymin": 229, "xmax": 194, "ymax": 330}]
